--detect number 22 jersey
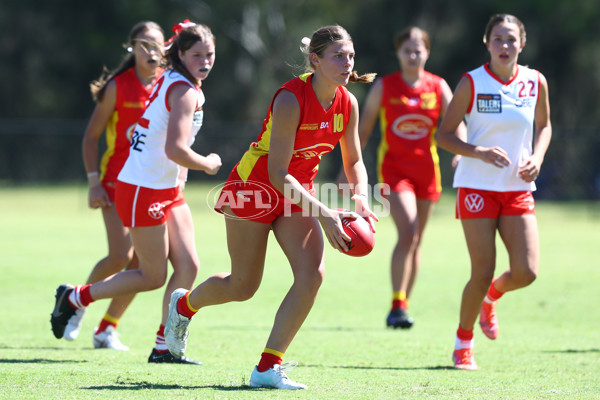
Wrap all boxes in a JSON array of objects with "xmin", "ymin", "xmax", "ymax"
[{"xmin": 453, "ymin": 63, "xmax": 540, "ymax": 191}]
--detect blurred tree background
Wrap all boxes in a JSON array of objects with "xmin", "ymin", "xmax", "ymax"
[{"xmin": 1, "ymin": 0, "xmax": 599, "ymax": 199}]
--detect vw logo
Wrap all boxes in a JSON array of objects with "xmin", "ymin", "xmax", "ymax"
[{"xmin": 464, "ymin": 193, "xmax": 484, "ymax": 213}]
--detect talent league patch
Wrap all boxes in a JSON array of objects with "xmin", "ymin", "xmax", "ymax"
[{"xmin": 476, "ymin": 94, "xmax": 502, "ymax": 113}]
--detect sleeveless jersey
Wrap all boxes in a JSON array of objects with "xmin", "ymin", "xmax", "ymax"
[
  {"xmin": 235, "ymin": 73, "xmax": 352, "ymax": 189},
  {"xmin": 99, "ymin": 67, "xmax": 160, "ymax": 183},
  {"xmin": 118, "ymin": 69, "xmax": 205, "ymax": 189},
  {"xmin": 377, "ymin": 71, "xmax": 443, "ymax": 192},
  {"xmin": 453, "ymin": 63, "xmax": 539, "ymax": 191}
]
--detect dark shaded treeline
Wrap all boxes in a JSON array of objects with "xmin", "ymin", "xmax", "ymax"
[{"xmin": 1, "ymin": 0, "xmax": 599, "ymax": 198}]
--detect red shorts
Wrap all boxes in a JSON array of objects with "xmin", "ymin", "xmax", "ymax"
[
  {"xmin": 456, "ymin": 187, "xmax": 535, "ymax": 219},
  {"xmin": 383, "ymin": 177, "xmax": 441, "ymax": 201},
  {"xmin": 213, "ymin": 167, "xmax": 311, "ymax": 224},
  {"xmin": 380, "ymin": 159, "xmax": 441, "ymax": 201},
  {"xmin": 115, "ymin": 181, "xmax": 185, "ymax": 227}
]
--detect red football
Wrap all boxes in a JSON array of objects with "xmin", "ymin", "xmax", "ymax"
[{"xmin": 340, "ymin": 214, "xmax": 375, "ymax": 257}]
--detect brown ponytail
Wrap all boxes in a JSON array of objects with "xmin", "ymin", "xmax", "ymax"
[{"xmin": 349, "ymin": 71, "xmax": 376, "ymax": 83}]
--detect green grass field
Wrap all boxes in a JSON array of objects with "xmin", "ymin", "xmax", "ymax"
[{"xmin": 1, "ymin": 184, "xmax": 599, "ymax": 399}]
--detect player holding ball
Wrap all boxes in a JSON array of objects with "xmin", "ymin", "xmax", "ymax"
[{"xmin": 164, "ymin": 25, "xmax": 378, "ymax": 390}]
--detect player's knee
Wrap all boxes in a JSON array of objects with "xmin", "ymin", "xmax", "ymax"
[
  {"xmin": 191, "ymin": 260, "xmax": 200, "ymax": 274},
  {"xmin": 312, "ymin": 267, "xmax": 326, "ymax": 289},
  {"xmin": 144, "ymin": 273, "xmax": 167, "ymax": 290},
  {"xmin": 177, "ymin": 256, "xmax": 200, "ymax": 273},
  {"xmin": 396, "ymin": 232, "xmax": 417, "ymax": 250},
  {"xmin": 172, "ymin": 260, "xmax": 200, "ymax": 281},
  {"xmin": 469, "ymin": 273, "xmax": 494, "ymax": 295},
  {"xmin": 108, "ymin": 252, "xmax": 133, "ymax": 270},
  {"xmin": 225, "ymin": 273, "xmax": 260, "ymax": 301},
  {"xmin": 297, "ymin": 264, "xmax": 325, "ymax": 293},
  {"xmin": 515, "ymin": 268, "xmax": 537, "ymax": 287},
  {"xmin": 232, "ymin": 283, "xmax": 259, "ymax": 301}
]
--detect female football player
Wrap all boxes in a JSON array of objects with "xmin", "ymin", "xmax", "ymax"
[
  {"xmin": 437, "ymin": 14, "xmax": 551, "ymax": 370},
  {"xmin": 51, "ymin": 21, "xmax": 221, "ymax": 366},
  {"xmin": 165, "ymin": 25, "xmax": 378, "ymax": 389}
]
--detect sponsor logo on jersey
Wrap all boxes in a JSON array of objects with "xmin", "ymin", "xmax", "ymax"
[
  {"xmin": 126, "ymin": 124, "xmax": 136, "ymax": 143},
  {"xmin": 293, "ymin": 143, "xmax": 335, "ymax": 159},
  {"xmin": 420, "ymin": 92, "xmax": 438, "ymax": 110},
  {"xmin": 192, "ymin": 108, "xmax": 204, "ymax": 126},
  {"xmin": 391, "ymin": 114, "xmax": 433, "ymax": 140},
  {"xmin": 299, "ymin": 123, "xmax": 319, "ymax": 131},
  {"xmin": 477, "ymin": 94, "xmax": 502, "ymax": 113},
  {"xmin": 514, "ymin": 98, "xmax": 535, "ymax": 108},
  {"xmin": 123, "ymin": 101, "xmax": 145, "ymax": 109},
  {"xmin": 389, "ymin": 96, "xmax": 418, "ymax": 106}
]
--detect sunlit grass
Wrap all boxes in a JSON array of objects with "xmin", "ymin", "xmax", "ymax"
[{"xmin": 0, "ymin": 184, "xmax": 598, "ymax": 399}]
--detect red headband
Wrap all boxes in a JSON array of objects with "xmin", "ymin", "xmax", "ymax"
[{"xmin": 164, "ymin": 19, "xmax": 197, "ymax": 49}]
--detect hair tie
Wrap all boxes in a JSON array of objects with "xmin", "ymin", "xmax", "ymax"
[
  {"xmin": 172, "ymin": 19, "xmax": 196, "ymax": 34},
  {"xmin": 301, "ymin": 37, "xmax": 311, "ymax": 46},
  {"xmin": 164, "ymin": 19, "xmax": 197, "ymax": 49}
]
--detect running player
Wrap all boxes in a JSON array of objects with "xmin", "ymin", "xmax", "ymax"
[
  {"xmin": 163, "ymin": 25, "xmax": 378, "ymax": 390},
  {"xmin": 51, "ymin": 21, "xmax": 222, "ymax": 365},
  {"xmin": 358, "ymin": 27, "xmax": 466, "ymax": 329},
  {"xmin": 69, "ymin": 21, "xmax": 164, "ymax": 352},
  {"xmin": 436, "ymin": 14, "xmax": 552, "ymax": 370}
]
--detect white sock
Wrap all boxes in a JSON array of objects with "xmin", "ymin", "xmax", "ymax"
[
  {"xmin": 455, "ymin": 337, "xmax": 474, "ymax": 350},
  {"xmin": 155, "ymin": 333, "xmax": 168, "ymax": 351},
  {"xmin": 67, "ymin": 286, "xmax": 84, "ymax": 309}
]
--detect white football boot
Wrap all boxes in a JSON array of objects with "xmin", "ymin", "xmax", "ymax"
[
  {"xmin": 63, "ymin": 307, "xmax": 87, "ymax": 341},
  {"xmin": 249, "ymin": 361, "xmax": 307, "ymax": 390},
  {"xmin": 92, "ymin": 326, "xmax": 130, "ymax": 351},
  {"xmin": 164, "ymin": 288, "xmax": 191, "ymax": 357}
]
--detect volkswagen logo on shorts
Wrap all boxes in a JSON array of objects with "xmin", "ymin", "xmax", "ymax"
[{"xmin": 464, "ymin": 193, "xmax": 484, "ymax": 213}]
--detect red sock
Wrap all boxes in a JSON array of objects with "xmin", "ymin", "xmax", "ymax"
[
  {"xmin": 96, "ymin": 318, "xmax": 117, "ymax": 334},
  {"xmin": 80, "ymin": 284, "xmax": 94, "ymax": 306},
  {"xmin": 176, "ymin": 291, "xmax": 197, "ymax": 319},
  {"xmin": 154, "ymin": 325, "xmax": 168, "ymax": 353},
  {"xmin": 68, "ymin": 284, "xmax": 94, "ymax": 309},
  {"xmin": 456, "ymin": 325, "xmax": 473, "ymax": 341},
  {"xmin": 391, "ymin": 299, "xmax": 408, "ymax": 310},
  {"xmin": 487, "ymin": 279, "xmax": 505, "ymax": 302},
  {"xmin": 257, "ymin": 351, "xmax": 283, "ymax": 372}
]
